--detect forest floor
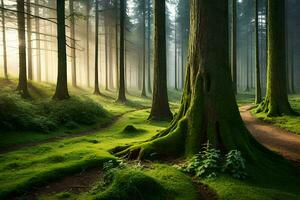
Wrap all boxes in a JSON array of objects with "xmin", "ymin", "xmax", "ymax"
[{"xmin": 1, "ymin": 82, "xmax": 300, "ymax": 200}]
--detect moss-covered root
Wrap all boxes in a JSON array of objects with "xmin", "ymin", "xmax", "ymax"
[
  {"xmin": 115, "ymin": 119, "xmax": 188, "ymax": 160},
  {"xmin": 256, "ymin": 98, "xmax": 298, "ymax": 117}
]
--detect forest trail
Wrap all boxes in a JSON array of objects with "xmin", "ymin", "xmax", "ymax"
[{"xmin": 240, "ymin": 104, "xmax": 300, "ymax": 162}]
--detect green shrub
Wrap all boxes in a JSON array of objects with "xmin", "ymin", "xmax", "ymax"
[
  {"xmin": 0, "ymin": 88, "xmax": 110, "ymax": 133},
  {"xmin": 222, "ymin": 150, "xmax": 247, "ymax": 179}
]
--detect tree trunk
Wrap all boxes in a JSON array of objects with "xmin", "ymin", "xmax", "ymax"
[
  {"xmin": 148, "ymin": 0, "xmax": 172, "ymax": 121},
  {"xmin": 147, "ymin": 0, "xmax": 152, "ymax": 94},
  {"xmin": 17, "ymin": 0, "xmax": 30, "ymax": 98},
  {"xmin": 70, "ymin": 0, "xmax": 77, "ymax": 87},
  {"xmin": 141, "ymin": 0, "xmax": 147, "ymax": 97},
  {"xmin": 290, "ymin": 35, "xmax": 295, "ymax": 94},
  {"xmin": 114, "ymin": 0, "xmax": 280, "ymax": 163},
  {"xmin": 94, "ymin": 0, "xmax": 101, "ymax": 95},
  {"xmin": 116, "ymin": 0, "xmax": 127, "ymax": 102},
  {"xmin": 231, "ymin": 0, "xmax": 237, "ymax": 94},
  {"xmin": 35, "ymin": 0, "xmax": 41, "ymax": 82},
  {"xmin": 174, "ymin": 16, "xmax": 178, "ymax": 91},
  {"xmin": 53, "ymin": 0, "xmax": 70, "ymax": 100},
  {"xmin": 257, "ymin": 0, "xmax": 295, "ymax": 116},
  {"xmin": 105, "ymin": 14, "xmax": 109, "ymax": 91},
  {"xmin": 1, "ymin": 0, "xmax": 8, "ymax": 79},
  {"xmin": 255, "ymin": 0, "xmax": 262, "ymax": 104},
  {"xmin": 86, "ymin": 1, "xmax": 90, "ymax": 87},
  {"xmin": 115, "ymin": 0, "xmax": 119, "ymax": 89}
]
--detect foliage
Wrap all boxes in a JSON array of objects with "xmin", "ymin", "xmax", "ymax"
[
  {"xmin": 181, "ymin": 142, "xmax": 247, "ymax": 180},
  {"xmin": 222, "ymin": 150, "xmax": 247, "ymax": 179},
  {"xmin": 0, "ymin": 87, "xmax": 111, "ymax": 133}
]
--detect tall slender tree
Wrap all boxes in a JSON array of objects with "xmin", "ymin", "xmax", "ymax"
[
  {"xmin": 53, "ymin": 0, "xmax": 70, "ymax": 100},
  {"xmin": 94, "ymin": 0, "xmax": 101, "ymax": 95},
  {"xmin": 116, "ymin": 0, "xmax": 127, "ymax": 102},
  {"xmin": 69, "ymin": 0, "xmax": 77, "ymax": 87},
  {"xmin": 255, "ymin": 0, "xmax": 262, "ymax": 104},
  {"xmin": 141, "ymin": 0, "xmax": 147, "ymax": 97},
  {"xmin": 147, "ymin": 0, "xmax": 152, "ymax": 94},
  {"xmin": 257, "ymin": 0, "xmax": 295, "ymax": 116},
  {"xmin": 1, "ymin": 0, "xmax": 8, "ymax": 79},
  {"xmin": 17, "ymin": 0, "xmax": 30, "ymax": 98},
  {"xmin": 148, "ymin": 0, "xmax": 172, "ymax": 120},
  {"xmin": 26, "ymin": 0, "xmax": 33, "ymax": 80},
  {"xmin": 86, "ymin": 0, "xmax": 91, "ymax": 87}
]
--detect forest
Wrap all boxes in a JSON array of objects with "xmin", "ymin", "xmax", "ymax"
[{"xmin": 0, "ymin": 0, "xmax": 300, "ymax": 199}]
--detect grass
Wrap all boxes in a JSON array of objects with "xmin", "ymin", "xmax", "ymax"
[{"xmin": 252, "ymin": 95, "xmax": 300, "ymax": 135}]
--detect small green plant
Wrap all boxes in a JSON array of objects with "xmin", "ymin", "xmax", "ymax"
[
  {"xmin": 223, "ymin": 150, "xmax": 247, "ymax": 179},
  {"xmin": 183, "ymin": 142, "xmax": 221, "ymax": 179}
]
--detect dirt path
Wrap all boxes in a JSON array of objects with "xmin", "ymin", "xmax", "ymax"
[{"xmin": 240, "ymin": 104, "xmax": 300, "ymax": 162}]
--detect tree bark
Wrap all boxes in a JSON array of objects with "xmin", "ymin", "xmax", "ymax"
[
  {"xmin": 1, "ymin": 0, "xmax": 8, "ymax": 79},
  {"xmin": 257, "ymin": 0, "xmax": 295, "ymax": 116},
  {"xmin": 86, "ymin": 1, "xmax": 90, "ymax": 87},
  {"xmin": 148, "ymin": 0, "xmax": 172, "ymax": 121},
  {"xmin": 69, "ymin": 0, "xmax": 77, "ymax": 87},
  {"xmin": 26, "ymin": 0, "xmax": 33, "ymax": 80},
  {"xmin": 17, "ymin": 0, "xmax": 30, "ymax": 98},
  {"xmin": 116, "ymin": 0, "xmax": 127, "ymax": 102},
  {"xmin": 141, "ymin": 0, "xmax": 147, "ymax": 97},
  {"xmin": 53, "ymin": 0, "xmax": 70, "ymax": 100},
  {"xmin": 174, "ymin": 15, "xmax": 178, "ymax": 91},
  {"xmin": 147, "ymin": 0, "xmax": 152, "ymax": 94},
  {"xmin": 94, "ymin": 0, "xmax": 101, "ymax": 95},
  {"xmin": 255, "ymin": 0, "xmax": 262, "ymax": 104}
]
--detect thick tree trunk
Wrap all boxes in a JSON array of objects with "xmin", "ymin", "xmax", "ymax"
[
  {"xmin": 141, "ymin": 0, "xmax": 147, "ymax": 97},
  {"xmin": 17, "ymin": 0, "xmax": 30, "ymax": 98},
  {"xmin": 116, "ymin": 0, "xmax": 127, "ymax": 102},
  {"xmin": 35, "ymin": 0, "xmax": 41, "ymax": 82},
  {"xmin": 70, "ymin": 0, "xmax": 77, "ymax": 87},
  {"xmin": 257, "ymin": 0, "xmax": 295, "ymax": 116},
  {"xmin": 255, "ymin": 0, "xmax": 262, "ymax": 104},
  {"xmin": 86, "ymin": 1, "xmax": 90, "ymax": 87},
  {"xmin": 114, "ymin": 0, "xmax": 277, "ymax": 164},
  {"xmin": 231, "ymin": 0, "xmax": 237, "ymax": 94},
  {"xmin": 94, "ymin": 0, "xmax": 101, "ymax": 95},
  {"xmin": 53, "ymin": 0, "xmax": 70, "ymax": 100},
  {"xmin": 148, "ymin": 0, "xmax": 172, "ymax": 121},
  {"xmin": 1, "ymin": 0, "xmax": 8, "ymax": 79},
  {"xmin": 26, "ymin": 0, "xmax": 33, "ymax": 80}
]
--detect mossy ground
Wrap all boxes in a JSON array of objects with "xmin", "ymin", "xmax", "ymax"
[
  {"xmin": 253, "ymin": 95, "xmax": 300, "ymax": 134},
  {"xmin": 0, "ymin": 80, "xmax": 300, "ymax": 200}
]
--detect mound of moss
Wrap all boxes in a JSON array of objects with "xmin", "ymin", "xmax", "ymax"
[
  {"xmin": 94, "ymin": 168, "xmax": 167, "ymax": 200},
  {"xmin": 0, "ymin": 87, "xmax": 111, "ymax": 133}
]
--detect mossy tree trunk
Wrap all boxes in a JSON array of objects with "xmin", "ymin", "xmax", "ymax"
[
  {"xmin": 148, "ymin": 0, "xmax": 172, "ymax": 121},
  {"xmin": 16, "ymin": 0, "xmax": 30, "ymax": 98},
  {"xmin": 255, "ymin": 0, "xmax": 262, "ymax": 104},
  {"xmin": 1, "ymin": 0, "xmax": 8, "ymax": 79},
  {"xmin": 94, "ymin": 0, "xmax": 101, "ymax": 95},
  {"xmin": 115, "ymin": 0, "xmax": 271, "ymax": 161},
  {"xmin": 116, "ymin": 0, "xmax": 127, "ymax": 103},
  {"xmin": 257, "ymin": 0, "xmax": 295, "ymax": 116},
  {"xmin": 53, "ymin": 0, "xmax": 70, "ymax": 100}
]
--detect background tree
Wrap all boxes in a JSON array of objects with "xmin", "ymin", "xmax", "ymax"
[
  {"xmin": 53, "ymin": 0, "xmax": 70, "ymax": 100},
  {"xmin": 94, "ymin": 0, "xmax": 100, "ymax": 95},
  {"xmin": 1, "ymin": 0, "xmax": 7, "ymax": 79},
  {"xmin": 255, "ymin": 0, "xmax": 262, "ymax": 104},
  {"xmin": 257, "ymin": 0, "xmax": 295, "ymax": 116},
  {"xmin": 148, "ymin": 0, "xmax": 172, "ymax": 121}
]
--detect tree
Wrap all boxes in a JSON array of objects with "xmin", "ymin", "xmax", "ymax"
[
  {"xmin": 231, "ymin": 0, "xmax": 237, "ymax": 94},
  {"xmin": 114, "ymin": 0, "xmax": 275, "ymax": 163},
  {"xmin": 26, "ymin": 0, "xmax": 33, "ymax": 80},
  {"xmin": 86, "ymin": 0, "xmax": 91, "ymax": 87},
  {"xmin": 116, "ymin": 0, "xmax": 127, "ymax": 103},
  {"xmin": 1, "ymin": 0, "xmax": 7, "ymax": 79},
  {"xmin": 53, "ymin": 0, "xmax": 70, "ymax": 100},
  {"xmin": 69, "ymin": 0, "xmax": 77, "ymax": 87},
  {"xmin": 94, "ymin": 0, "xmax": 101, "ymax": 95},
  {"xmin": 148, "ymin": 0, "xmax": 172, "ymax": 121},
  {"xmin": 255, "ymin": 0, "xmax": 262, "ymax": 104},
  {"xmin": 16, "ymin": 0, "xmax": 30, "ymax": 98},
  {"xmin": 257, "ymin": 0, "xmax": 295, "ymax": 116},
  {"xmin": 147, "ymin": 0, "xmax": 152, "ymax": 94},
  {"xmin": 141, "ymin": 0, "xmax": 147, "ymax": 97}
]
